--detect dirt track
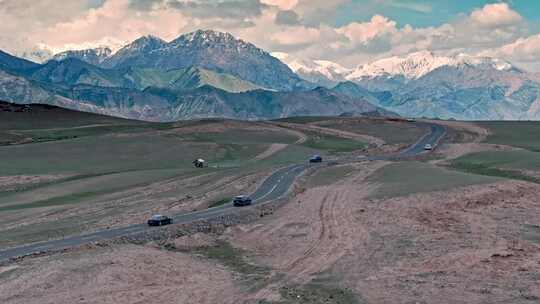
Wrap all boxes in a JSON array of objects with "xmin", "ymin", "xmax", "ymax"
[
  {"xmin": 226, "ymin": 162, "xmax": 540, "ymax": 303},
  {"xmin": 3, "ymin": 160, "xmax": 540, "ymax": 303},
  {"xmin": 227, "ymin": 162, "xmax": 384, "ymax": 300}
]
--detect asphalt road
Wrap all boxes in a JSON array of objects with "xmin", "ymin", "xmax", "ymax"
[{"xmin": 0, "ymin": 122, "xmax": 445, "ymax": 262}]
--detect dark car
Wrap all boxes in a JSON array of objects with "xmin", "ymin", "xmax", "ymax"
[
  {"xmin": 233, "ymin": 195, "xmax": 252, "ymax": 207},
  {"xmin": 309, "ymin": 155, "xmax": 323, "ymax": 163},
  {"xmin": 147, "ymin": 214, "xmax": 172, "ymax": 226}
]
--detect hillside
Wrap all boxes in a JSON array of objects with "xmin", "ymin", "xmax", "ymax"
[
  {"xmin": 101, "ymin": 30, "xmax": 305, "ymax": 91},
  {"xmin": 0, "ymin": 50, "xmax": 40, "ymax": 74},
  {"xmin": 124, "ymin": 67, "xmax": 263, "ymax": 92},
  {"xmin": 0, "ymin": 100, "xmax": 136, "ymax": 130}
]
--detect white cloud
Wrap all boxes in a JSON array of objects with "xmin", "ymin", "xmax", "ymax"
[
  {"xmin": 1, "ymin": 0, "xmax": 539, "ymax": 72},
  {"xmin": 481, "ymin": 34, "xmax": 540, "ymax": 62},
  {"xmin": 337, "ymin": 15, "xmax": 397, "ymax": 44},
  {"xmin": 271, "ymin": 27, "xmax": 321, "ymax": 45},
  {"xmin": 8, "ymin": 0, "xmax": 191, "ymax": 54},
  {"xmin": 469, "ymin": 3, "xmax": 522, "ymax": 28}
]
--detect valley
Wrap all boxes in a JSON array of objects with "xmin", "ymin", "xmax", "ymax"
[
  {"xmin": 1, "ymin": 103, "xmax": 540, "ymax": 304},
  {"xmin": 0, "ymin": 10, "xmax": 540, "ymax": 303}
]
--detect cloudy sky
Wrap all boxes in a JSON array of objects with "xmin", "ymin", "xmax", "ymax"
[{"xmin": 1, "ymin": 0, "xmax": 540, "ymax": 70}]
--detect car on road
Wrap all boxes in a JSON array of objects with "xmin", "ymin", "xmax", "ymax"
[
  {"xmin": 147, "ymin": 214, "xmax": 172, "ymax": 226},
  {"xmin": 424, "ymin": 144, "xmax": 433, "ymax": 150},
  {"xmin": 309, "ymin": 155, "xmax": 323, "ymax": 163},
  {"xmin": 233, "ymin": 195, "xmax": 252, "ymax": 207},
  {"xmin": 407, "ymin": 118, "xmax": 416, "ymax": 122},
  {"xmin": 193, "ymin": 158, "xmax": 205, "ymax": 168}
]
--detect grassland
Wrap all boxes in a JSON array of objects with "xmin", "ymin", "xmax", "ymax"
[
  {"xmin": 275, "ymin": 117, "xmax": 425, "ymax": 145},
  {"xmin": 0, "ymin": 103, "xmax": 139, "ymax": 130},
  {"xmin": 446, "ymin": 121, "xmax": 540, "ymax": 182},
  {"xmin": 302, "ymin": 132, "xmax": 367, "ymax": 152},
  {"xmin": 180, "ymin": 129, "xmax": 298, "ymax": 145},
  {"xmin": 450, "ymin": 150, "xmax": 540, "ymax": 182},
  {"xmin": 0, "ymin": 104, "xmax": 454, "ymax": 248},
  {"xmin": 477, "ymin": 121, "xmax": 540, "ymax": 151},
  {"xmin": 317, "ymin": 118, "xmax": 425, "ymax": 145},
  {"xmin": 0, "ymin": 103, "xmax": 148, "ymax": 145},
  {"xmin": 368, "ymin": 162, "xmax": 501, "ymax": 199},
  {"xmin": 1, "ymin": 104, "xmax": 393, "ymax": 247},
  {"xmin": 274, "ymin": 116, "xmax": 334, "ymax": 124},
  {"xmin": 306, "ymin": 165, "xmax": 356, "ymax": 188}
]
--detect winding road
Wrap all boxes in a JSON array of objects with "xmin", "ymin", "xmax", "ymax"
[{"xmin": 0, "ymin": 122, "xmax": 445, "ymax": 262}]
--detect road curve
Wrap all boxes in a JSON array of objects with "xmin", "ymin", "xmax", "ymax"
[{"xmin": 0, "ymin": 122, "xmax": 445, "ymax": 262}]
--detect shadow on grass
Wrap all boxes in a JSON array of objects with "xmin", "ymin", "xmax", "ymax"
[{"xmin": 208, "ymin": 197, "xmax": 232, "ymax": 209}]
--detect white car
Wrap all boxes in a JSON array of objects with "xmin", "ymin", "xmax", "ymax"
[{"xmin": 424, "ymin": 144, "xmax": 433, "ymax": 150}]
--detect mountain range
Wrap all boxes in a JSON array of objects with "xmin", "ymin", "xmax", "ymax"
[
  {"xmin": 0, "ymin": 31, "xmax": 383, "ymax": 121},
  {"xmin": 280, "ymin": 51, "xmax": 540, "ymax": 120},
  {"xmin": 1, "ymin": 30, "xmax": 540, "ymax": 121}
]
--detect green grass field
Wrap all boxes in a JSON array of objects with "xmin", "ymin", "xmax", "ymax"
[
  {"xmin": 368, "ymin": 162, "xmax": 501, "ymax": 199},
  {"xmin": 302, "ymin": 132, "xmax": 367, "ymax": 152},
  {"xmin": 179, "ymin": 129, "xmax": 298, "ymax": 145},
  {"xmin": 447, "ymin": 121, "xmax": 540, "ymax": 182},
  {"xmin": 274, "ymin": 117, "xmax": 425, "ymax": 145},
  {"xmin": 449, "ymin": 150, "xmax": 540, "ymax": 182},
  {"xmin": 274, "ymin": 116, "xmax": 334, "ymax": 124},
  {"xmin": 319, "ymin": 119, "xmax": 425, "ymax": 145},
  {"xmin": 306, "ymin": 165, "xmax": 356, "ymax": 188},
  {"xmin": 477, "ymin": 121, "xmax": 540, "ymax": 151}
]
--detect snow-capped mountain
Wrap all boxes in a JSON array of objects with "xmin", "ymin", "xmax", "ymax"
[
  {"xmin": 340, "ymin": 52, "xmax": 538, "ymax": 120},
  {"xmin": 52, "ymin": 47, "xmax": 113, "ymax": 65},
  {"xmin": 3, "ymin": 30, "xmax": 540, "ymax": 121},
  {"xmin": 347, "ymin": 51, "xmax": 515, "ymax": 82},
  {"xmin": 271, "ymin": 50, "xmax": 540, "ymax": 120},
  {"xmin": 276, "ymin": 50, "xmax": 517, "ymax": 88},
  {"xmin": 272, "ymin": 52, "xmax": 351, "ymax": 87}
]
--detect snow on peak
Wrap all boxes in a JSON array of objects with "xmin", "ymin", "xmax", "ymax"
[
  {"xmin": 272, "ymin": 52, "xmax": 351, "ymax": 81},
  {"xmin": 347, "ymin": 51, "xmax": 454, "ymax": 80},
  {"xmin": 453, "ymin": 53, "xmax": 513, "ymax": 71},
  {"xmin": 51, "ymin": 47, "xmax": 113, "ymax": 64},
  {"xmin": 347, "ymin": 51, "xmax": 515, "ymax": 81},
  {"xmin": 275, "ymin": 50, "xmax": 516, "ymax": 86},
  {"xmin": 174, "ymin": 30, "xmax": 246, "ymax": 47}
]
